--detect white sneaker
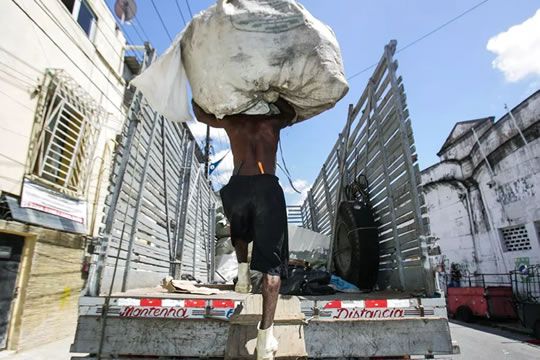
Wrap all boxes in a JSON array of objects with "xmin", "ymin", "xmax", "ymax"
[
  {"xmin": 256, "ymin": 322, "xmax": 279, "ymax": 360},
  {"xmin": 235, "ymin": 262, "xmax": 252, "ymax": 293}
]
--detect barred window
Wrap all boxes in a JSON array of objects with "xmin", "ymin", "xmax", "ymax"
[
  {"xmin": 501, "ymin": 225, "xmax": 531, "ymax": 252},
  {"xmin": 29, "ymin": 70, "xmax": 106, "ymax": 196}
]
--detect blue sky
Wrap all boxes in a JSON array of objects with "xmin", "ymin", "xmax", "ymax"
[{"xmin": 108, "ymin": 0, "xmax": 540, "ymax": 204}]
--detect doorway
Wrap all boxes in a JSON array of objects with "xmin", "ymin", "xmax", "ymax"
[{"xmin": 0, "ymin": 233, "xmax": 24, "ymax": 349}]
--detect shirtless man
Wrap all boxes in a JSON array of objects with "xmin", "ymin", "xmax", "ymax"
[{"xmin": 192, "ymin": 98, "xmax": 294, "ymax": 360}]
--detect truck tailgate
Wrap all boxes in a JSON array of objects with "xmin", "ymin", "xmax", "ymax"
[{"xmin": 72, "ymin": 289, "xmax": 453, "ymax": 358}]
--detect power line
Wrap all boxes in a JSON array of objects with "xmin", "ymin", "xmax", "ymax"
[
  {"xmin": 134, "ymin": 17, "xmax": 152, "ymax": 43},
  {"xmin": 347, "ymin": 0, "xmax": 490, "ymax": 81},
  {"xmin": 151, "ymin": 0, "xmax": 173, "ymax": 42},
  {"xmin": 129, "ymin": 22, "xmax": 146, "ymax": 44},
  {"xmin": 11, "ymin": 0, "xmax": 127, "ymax": 122},
  {"xmin": 37, "ymin": 0, "xmax": 125, "ymax": 61},
  {"xmin": 398, "ymin": 0, "xmax": 490, "ymax": 54},
  {"xmin": 185, "ymin": 0, "xmax": 194, "ymax": 19},
  {"xmin": 175, "ymin": 0, "xmax": 187, "ymax": 26}
]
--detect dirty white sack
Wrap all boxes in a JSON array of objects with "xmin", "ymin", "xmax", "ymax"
[
  {"xmin": 132, "ymin": 0, "xmax": 348, "ymax": 123},
  {"xmin": 130, "ymin": 31, "xmax": 192, "ymax": 123}
]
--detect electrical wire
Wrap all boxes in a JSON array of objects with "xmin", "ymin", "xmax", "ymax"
[
  {"xmin": 278, "ymin": 140, "xmax": 301, "ymax": 194},
  {"xmin": 185, "ymin": 0, "xmax": 194, "ymax": 18},
  {"xmin": 347, "ymin": 0, "xmax": 490, "ymax": 81},
  {"xmin": 103, "ymin": 1, "xmax": 147, "ymax": 61},
  {"xmin": 134, "ymin": 17, "xmax": 152, "ymax": 44},
  {"xmin": 151, "ymin": 0, "xmax": 173, "ymax": 42},
  {"xmin": 40, "ymin": 0, "xmax": 125, "ymax": 62},
  {"xmin": 396, "ymin": 0, "xmax": 489, "ymax": 54},
  {"xmin": 129, "ymin": 21, "xmax": 146, "ymax": 44},
  {"xmin": 175, "ymin": 0, "xmax": 188, "ymax": 26},
  {"xmin": 14, "ymin": 0, "xmax": 128, "ymax": 118}
]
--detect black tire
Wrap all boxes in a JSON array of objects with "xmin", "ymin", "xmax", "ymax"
[
  {"xmin": 456, "ymin": 306, "xmax": 474, "ymax": 323},
  {"xmin": 333, "ymin": 201, "xmax": 379, "ymax": 289}
]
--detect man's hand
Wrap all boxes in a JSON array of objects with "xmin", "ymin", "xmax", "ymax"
[{"xmin": 192, "ymin": 100, "xmax": 226, "ymax": 128}]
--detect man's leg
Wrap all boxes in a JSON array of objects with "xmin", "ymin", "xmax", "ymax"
[
  {"xmin": 234, "ymin": 238, "xmax": 251, "ymax": 293},
  {"xmin": 234, "ymin": 238, "xmax": 249, "ymax": 263},
  {"xmin": 261, "ymin": 274, "xmax": 280, "ymax": 329},
  {"xmin": 257, "ymin": 273, "xmax": 280, "ymax": 359}
]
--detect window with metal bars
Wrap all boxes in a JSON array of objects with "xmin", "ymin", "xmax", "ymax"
[
  {"xmin": 501, "ymin": 225, "xmax": 532, "ymax": 252},
  {"xmin": 29, "ymin": 70, "xmax": 106, "ymax": 196}
]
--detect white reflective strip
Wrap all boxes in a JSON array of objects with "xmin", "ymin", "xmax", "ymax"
[
  {"xmin": 387, "ymin": 299, "xmax": 411, "ymax": 307},
  {"xmin": 162, "ymin": 299, "xmax": 185, "ymax": 307},
  {"xmin": 341, "ymin": 301, "xmax": 365, "ymax": 308},
  {"xmin": 116, "ymin": 299, "xmax": 141, "ymax": 306},
  {"xmin": 79, "ymin": 297, "xmax": 105, "ymax": 306}
]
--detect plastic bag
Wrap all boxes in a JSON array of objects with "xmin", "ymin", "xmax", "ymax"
[
  {"xmin": 130, "ymin": 32, "xmax": 192, "ymax": 123},
  {"xmin": 330, "ymin": 274, "xmax": 361, "ymax": 293}
]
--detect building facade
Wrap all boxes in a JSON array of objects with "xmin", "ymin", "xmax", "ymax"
[
  {"xmin": 422, "ymin": 90, "xmax": 540, "ymax": 280},
  {"xmin": 0, "ymin": 0, "xmax": 129, "ymax": 351}
]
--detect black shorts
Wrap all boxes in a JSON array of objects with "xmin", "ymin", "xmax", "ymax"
[{"xmin": 220, "ymin": 174, "xmax": 289, "ymax": 278}]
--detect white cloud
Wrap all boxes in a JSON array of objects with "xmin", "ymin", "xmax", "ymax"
[
  {"xmin": 487, "ymin": 9, "xmax": 540, "ymax": 82},
  {"xmin": 282, "ymin": 178, "xmax": 311, "ymax": 205},
  {"xmin": 186, "ymin": 120, "xmax": 229, "ymax": 151},
  {"xmin": 283, "ymin": 178, "xmax": 310, "ymax": 194}
]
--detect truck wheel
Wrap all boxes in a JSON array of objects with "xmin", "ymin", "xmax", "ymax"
[
  {"xmin": 333, "ymin": 201, "xmax": 379, "ymax": 289},
  {"xmin": 456, "ymin": 306, "xmax": 473, "ymax": 323}
]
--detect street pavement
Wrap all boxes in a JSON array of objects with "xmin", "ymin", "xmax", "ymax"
[
  {"xmin": 0, "ymin": 336, "xmax": 84, "ymax": 360},
  {"xmin": 448, "ymin": 320, "xmax": 540, "ymax": 359}
]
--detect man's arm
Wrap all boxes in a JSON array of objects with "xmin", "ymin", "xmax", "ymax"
[{"xmin": 192, "ymin": 100, "xmax": 227, "ymax": 128}]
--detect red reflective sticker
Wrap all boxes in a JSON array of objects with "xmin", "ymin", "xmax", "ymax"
[
  {"xmin": 140, "ymin": 298, "xmax": 162, "ymax": 307},
  {"xmin": 212, "ymin": 300, "xmax": 235, "ymax": 308},
  {"xmin": 365, "ymin": 299, "xmax": 387, "ymax": 308},
  {"xmin": 323, "ymin": 301, "xmax": 342, "ymax": 309},
  {"xmin": 185, "ymin": 299, "xmax": 206, "ymax": 308}
]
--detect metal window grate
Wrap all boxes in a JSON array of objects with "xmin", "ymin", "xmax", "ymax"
[
  {"xmin": 501, "ymin": 225, "xmax": 531, "ymax": 252},
  {"xmin": 30, "ymin": 69, "xmax": 106, "ymax": 196}
]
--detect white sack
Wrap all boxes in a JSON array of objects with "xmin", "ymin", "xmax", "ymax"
[
  {"xmin": 130, "ymin": 32, "xmax": 192, "ymax": 123},
  {"xmin": 131, "ymin": 0, "xmax": 349, "ymax": 124},
  {"xmin": 183, "ymin": 0, "xmax": 349, "ymax": 123}
]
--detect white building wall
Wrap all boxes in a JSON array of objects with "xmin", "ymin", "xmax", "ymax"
[
  {"xmin": 0, "ymin": 0, "xmax": 128, "ymax": 234},
  {"xmin": 423, "ymin": 181, "xmax": 477, "ymax": 273},
  {"xmin": 476, "ymin": 139, "xmax": 540, "ymax": 271},
  {"xmin": 422, "ymin": 91, "xmax": 540, "ymax": 276}
]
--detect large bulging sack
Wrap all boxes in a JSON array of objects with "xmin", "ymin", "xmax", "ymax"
[{"xmin": 132, "ymin": 0, "xmax": 349, "ymax": 124}]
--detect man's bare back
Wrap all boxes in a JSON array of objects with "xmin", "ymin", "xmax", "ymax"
[{"xmin": 191, "ymin": 99, "xmax": 295, "ymax": 174}]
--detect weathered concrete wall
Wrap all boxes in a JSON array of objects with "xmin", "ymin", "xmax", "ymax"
[
  {"xmin": 439, "ymin": 119, "xmax": 493, "ymax": 162},
  {"xmin": 0, "ymin": 220, "xmax": 84, "ymax": 351},
  {"xmin": 422, "ymin": 90, "xmax": 540, "ymax": 275},
  {"xmin": 422, "ymin": 181, "xmax": 478, "ymax": 273}
]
